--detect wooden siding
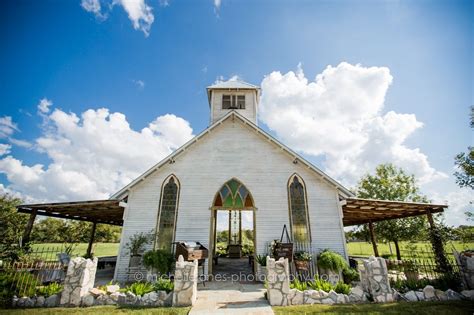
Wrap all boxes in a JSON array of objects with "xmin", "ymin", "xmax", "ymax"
[
  {"xmin": 114, "ymin": 118, "xmax": 346, "ymax": 282},
  {"xmin": 210, "ymin": 90, "xmax": 257, "ymax": 124}
]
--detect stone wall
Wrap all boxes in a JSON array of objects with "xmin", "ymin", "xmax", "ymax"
[
  {"xmin": 360, "ymin": 256, "xmax": 394, "ymax": 303},
  {"xmin": 172, "ymin": 255, "xmax": 198, "ymax": 306},
  {"xmin": 266, "ymin": 256, "xmax": 396, "ymax": 306},
  {"xmin": 59, "ymin": 257, "xmax": 98, "ymax": 306},
  {"xmin": 266, "ymin": 257, "xmax": 291, "ymax": 306},
  {"xmin": 456, "ymin": 252, "xmax": 474, "ymax": 289}
]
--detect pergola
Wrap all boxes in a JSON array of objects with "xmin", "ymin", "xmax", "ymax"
[
  {"xmin": 17, "ymin": 197, "xmax": 448, "ymax": 258},
  {"xmin": 341, "ymin": 197, "xmax": 448, "ymax": 257},
  {"xmin": 17, "ymin": 200, "xmax": 125, "ymax": 257}
]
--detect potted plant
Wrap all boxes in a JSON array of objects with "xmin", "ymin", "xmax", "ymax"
[
  {"xmin": 317, "ymin": 249, "xmax": 348, "ymax": 285},
  {"xmin": 125, "ymin": 232, "xmax": 151, "ymax": 267},
  {"xmin": 143, "ymin": 249, "xmax": 175, "ymax": 279},
  {"xmin": 403, "ymin": 260, "xmax": 419, "ymax": 281},
  {"xmin": 255, "ymin": 255, "xmax": 267, "ymax": 281},
  {"xmin": 294, "ymin": 251, "xmax": 312, "ymax": 271}
]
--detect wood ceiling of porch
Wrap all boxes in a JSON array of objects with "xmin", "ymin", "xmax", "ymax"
[
  {"xmin": 342, "ymin": 197, "xmax": 447, "ymax": 226},
  {"xmin": 17, "ymin": 199, "xmax": 124, "ymax": 225}
]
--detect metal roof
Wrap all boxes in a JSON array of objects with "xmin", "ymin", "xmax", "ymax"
[{"xmin": 207, "ymin": 80, "xmax": 260, "ymax": 90}]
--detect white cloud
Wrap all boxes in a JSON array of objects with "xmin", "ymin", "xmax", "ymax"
[
  {"xmin": 159, "ymin": 0, "xmax": 170, "ymax": 7},
  {"xmin": 116, "ymin": 0, "xmax": 155, "ymax": 37},
  {"xmin": 431, "ymin": 188, "xmax": 473, "ymax": 226},
  {"xmin": 8, "ymin": 138, "xmax": 33, "ymax": 149},
  {"xmin": 133, "ymin": 79, "xmax": 145, "ymax": 89},
  {"xmin": 0, "ymin": 107, "xmax": 194, "ymax": 202},
  {"xmin": 81, "ymin": 0, "xmax": 107, "ymax": 19},
  {"xmin": 0, "ymin": 144, "xmax": 11, "ymax": 156},
  {"xmin": 0, "ymin": 116, "xmax": 19, "ymax": 138},
  {"xmin": 259, "ymin": 62, "xmax": 446, "ymax": 186},
  {"xmin": 37, "ymin": 98, "xmax": 53, "ymax": 114},
  {"xmin": 214, "ymin": 75, "xmax": 241, "ymax": 84},
  {"xmin": 213, "ymin": 0, "xmax": 222, "ymax": 17},
  {"xmin": 81, "ymin": 0, "xmax": 154, "ymax": 36}
]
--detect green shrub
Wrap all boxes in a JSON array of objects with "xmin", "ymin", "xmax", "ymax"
[
  {"xmin": 334, "ymin": 281, "xmax": 351, "ymax": 294},
  {"xmin": 0, "ymin": 272, "xmax": 15, "ymax": 307},
  {"xmin": 125, "ymin": 282, "xmax": 154, "ymax": 296},
  {"xmin": 317, "ymin": 249, "xmax": 348, "ymax": 272},
  {"xmin": 390, "ymin": 272, "xmax": 463, "ymax": 293},
  {"xmin": 143, "ymin": 250, "xmax": 175, "ymax": 275},
  {"xmin": 308, "ymin": 278, "xmax": 333, "ymax": 292},
  {"xmin": 342, "ymin": 267, "xmax": 360, "ymax": 283},
  {"xmin": 153, "ymin": 278, "xmax": 174, "ymax": 293},
  {"xmin": 36, "ymin": 282, "xmax": 63, "ymax": 297},
  {"xmin": 255, "ymin": 255, "xmax": 267, "ymax": 266},
  {"xmin": 290, "ymin": 279, "xmax": 308, "ymax": 291},
  {"xmin": 125, "ymin": 232, "xmax": 152, "ymax": 256}
]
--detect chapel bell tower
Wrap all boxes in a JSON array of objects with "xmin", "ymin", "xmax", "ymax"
[{"xmin": 206, "ymin": 80, "xmax": 260, "ymax": 125}]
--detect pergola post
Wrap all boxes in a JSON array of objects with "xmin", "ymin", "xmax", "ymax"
[
  {"xmin": 426, "ymin": 209, "xmax": 435, "ymax": 228},
  {"xmin": 22, "ymin": 209, "xmax": 37, "ymax": 246},
  {"xmin": 368, "ymin": 221, "xmax": 379, "ymax": 257},
  {"xmin": 86, "ymin": 222, "xmax": 97, "ymax": 258}
]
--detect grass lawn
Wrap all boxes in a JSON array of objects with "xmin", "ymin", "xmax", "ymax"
[
  {"xmin": 347, "ymin": 241, "xmax": 473, "ymax": 260},
  {"xmin": 32, "ymin": 243, "xmax": 120, "ymax": 258},
  {"xmin": 2, "ymin": 306, "xmax": 191, "ymax": 315},
  {"xmin": 273, "ymin": 300, "xmax": 474, "ymax": 315}
]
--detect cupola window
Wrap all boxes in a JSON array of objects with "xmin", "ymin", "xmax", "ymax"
[{"xmin": 222, "ymin": 95, "xmax": 245, "ymax": 110}]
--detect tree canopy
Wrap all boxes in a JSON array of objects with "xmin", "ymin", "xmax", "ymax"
[{"xmin": 356, "ymin": 163, "xmax": 429, "ymax": 260}]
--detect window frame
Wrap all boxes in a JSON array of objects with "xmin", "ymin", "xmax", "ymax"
[
  {"xmin": 154, "ymin": 174, "xmax": 181, "ymax": 251},
  {"xmin": 222, "ymin": 94, "xmax": 246, "ymax": 110},
  {"xmin": 287, "ymin": 174, "xmax": 312, "ymax": 243}
]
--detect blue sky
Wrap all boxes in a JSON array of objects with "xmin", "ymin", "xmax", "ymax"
[{"xmin": 0, "ymin": 0, "xmax": 472, "ymax": 226}]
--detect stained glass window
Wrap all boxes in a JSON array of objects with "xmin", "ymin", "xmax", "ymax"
[
  {"xmin": 156, "ymin": 176, "xmax": 179, "ymax": 251},
  {"xmin": 288, "ymin": 175, "xmax": 310, "ymax": 243},
  {"xmin": 213, "ymin": 179, "xmax": 254, "ymax": 209}
]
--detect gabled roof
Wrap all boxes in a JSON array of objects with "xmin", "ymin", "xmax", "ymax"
[
  {"xmin": 207, "ymin": 80, "xmax": 260, "ymax": 90},
  {"xmin": 110, "ymin": 110, "xmax": 354, "ymax": 200}
]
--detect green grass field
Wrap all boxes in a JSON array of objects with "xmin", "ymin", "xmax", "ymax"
[
  {"xmin": 31, "ymin": 243, "xmax": 120, "ymax": 258},
  {"xmin": 30, "ymin": 240, "xmax": 473, "ymax": 261},
  {"xmin": 273, "ymin": 301, "xmax": 474, "ymax": 315},
  {"xmin": 347, "ymin": 241, "xmax": 473, "ymax": 260}
]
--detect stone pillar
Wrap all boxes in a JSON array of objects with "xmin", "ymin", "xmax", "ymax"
[
  {"xmin": 456, "ymin": 252, "xmax": 474, "ymax": 289},
  {"xmin": 360, "ymin": 256, "xmax": 393, "ymax": 303},
  {"xmin": 266, "ymin": 257, "xmax": 291, "ymax": 306},
  {"xmin": 173, "ymin": 255, "xmax": 198, "ymax": 306},
  {"xmin": 60, "ymin": 257, "xmax": 98, "ymax": 306}
]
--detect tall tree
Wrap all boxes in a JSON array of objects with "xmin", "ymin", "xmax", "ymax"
[
  {"xmin": 0, "ymin": 193, "xmax": 28, "ymax": 261},
  {"xmin": 356, "ymin": 164, "xmax": 428, "ymax": 260},
  {"xmin": 454, "ymin": 105, "xmax": 473, "ymax": 220}
]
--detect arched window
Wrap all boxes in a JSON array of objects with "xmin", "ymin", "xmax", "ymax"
[
  {"xmin": 288, "ymin": 175, "xmax": 311, "ymax": 243},
  {"xmin": 156, "ymin": 175, "xmax": 180, "ymax": 251},
  {"xmin": 213, "ymin": 178, "xmax": 254, "ymax": 209}
]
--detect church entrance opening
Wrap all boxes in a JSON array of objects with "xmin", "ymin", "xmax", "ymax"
[{"xmin": 209, "ymin": 179, "xmax": 256, "ymax": 282}]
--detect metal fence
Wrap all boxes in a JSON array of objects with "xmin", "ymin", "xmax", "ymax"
[
  {"xmin": 385, "ymin": 258, "xmax": 461, "ymax": 281},
  {"xmin": 1, "ymin": 261, "xmax": 66, "ymax": 297}
]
